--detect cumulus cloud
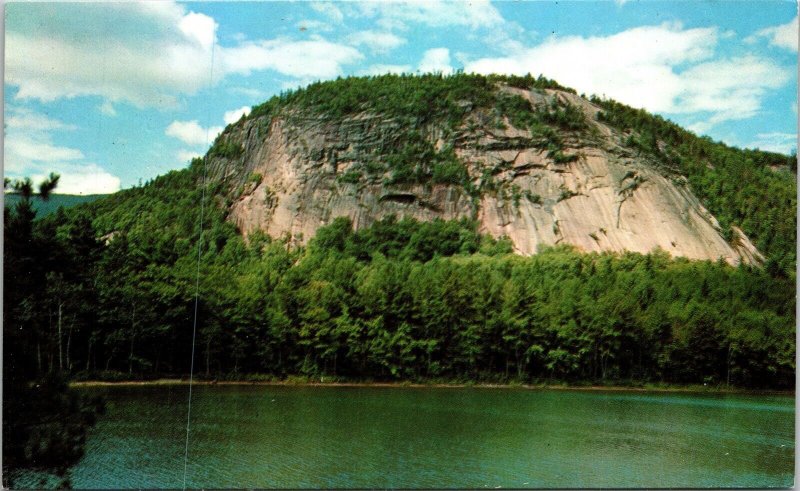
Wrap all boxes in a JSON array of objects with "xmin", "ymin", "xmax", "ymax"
[
  {"xmin": 465, "ymin": 22, "xmax": 791, "ymax": 129},
  {"xmin": 4, "ymin": 107, "xmax": 120, "ymax": 194},
  {"xmin": 347, "ymin": 30, "xmax": 406, "ymax": 54},
  {"xmin": 165, "ymin": 120, "xmax": 223, "ymax": 146},
  {"xmin": 418, "ymin": 48, "xmax": 453, "ymax": 74},
  {"xmin": 747, "ymin": 16, "xmax": 798, "ymax": 51},
  {"xmin": 29, "ymin": 164, "xmax": 122, "ymax": 195},
  {"xmin": 223, "ymin": 106, "xmax": 252, "ymax": 125},
  {"xmin": 6, "ymin": 2, "xmax": 216, "ymax": 107},
  {"xmin": 6, "ymin": 2, "xmax": 364, "ymax": 108}
]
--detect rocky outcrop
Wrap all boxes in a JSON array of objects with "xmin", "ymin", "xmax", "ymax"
[{"xmin": 207, "ymin": 85, "xmax": 762, "ymax": 265}]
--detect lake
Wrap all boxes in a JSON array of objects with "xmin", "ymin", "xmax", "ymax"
[{"xmin": 14, "ymin": 385, "xmax": 796, "ymax": 488}]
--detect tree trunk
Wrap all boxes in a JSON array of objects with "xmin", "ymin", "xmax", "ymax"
[
  {"xmin": 128, "ymin": 303, "xmax": 136, "ymax": 375},
  {"xmin": 66, "ymin": 320, "xmax": 73, "ymax": 372},
  {"xmin": 205, "ymin": 338, "xmax": 211, "ymax": 377},
  {"xmin": 37, "ymin": 342, "xmax": 42, "ymax": 374},
  {"xmin": 726, "ymin": 345, "xmax": 732, "ymax": 387},
  {"xmin": 57, "ymin": 301, "xmax": 63, "ymax": 371},
  {"xmin": 128, "ymin": 334, "xmax": 135, "ymax": 375},
  {"xmin": 86, "ymin": 337, "xmax": 93, "ymax": 372}
]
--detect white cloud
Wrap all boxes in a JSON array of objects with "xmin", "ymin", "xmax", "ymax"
[
  {"xmin": 347, "ymin": 30, "xmax": 406, "ymax": 54},
  {"xmin": 5, "ymin": 106, "xmax": 76, "ymax": 131},
  {"xmin": 746, "ymin": 132, "xmax": 797, "ymax": 154},
  {"xmin": 219, "ymin": 39, "xmax": 363, "ymax": 79},
  {"xmin": 223, "ymin": 106, "xmax": 252, "ymax": 125},
  {"xmin": 418, "ymin": 48, "xmax": 453, "ymax": 74},
  {"xmin": 747, "ymin": 16, "xmax": 798, "ymax": 51},
  {"xmin": 165, "ymin": 120, "xmax": 223, "ymax": 146},
  {"xmin": 358, "ymin": 64, "xmax": 413, "ymax": 76},
  {"xmin": 6, "ymin": 2, "xmax": 364, "ymax": 108},
  {"xmin": 6, "ymin": 135, "xmax": 84, "ymax": 166},
  {"xmin": 5, "ymin": 108, "xmax": 83, "ymax": 165},
  {"xmin": 674, "ymin": 55, "xmax": 790, "ymax": 123},
  {"xmin": 179, "ymin": 11, "xmax": 217, "ymax": 50},
  {"xmin": 6, "ymin": 3, "xmax": 217, "ymax": 108},
  {"xmin": 356, "ymin": 0, "xmax": 503, "ymax": 30},
  {"xmin": 4, "ymin": 107, "xmax": 120, "ymax": 194},
  {"xmin": 465, "ymin": 22, "xmax": 791, "ymax": 129},
  {"xmin": 29, "ymin": 164, "xmax": 122, "ymax": 195}
]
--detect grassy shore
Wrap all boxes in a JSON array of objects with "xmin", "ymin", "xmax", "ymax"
[{"xmin": 69, "ymin": 377, "xmax": 793, "ymax": 395}]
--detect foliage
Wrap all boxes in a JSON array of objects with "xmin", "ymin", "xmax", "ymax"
[
  {"xmin": 249, "ymin": 72, "xmax": 573, "ymax": 126},
  {"xmin": 3, "ymin": 175, "xmax": 104, "ymax": 487},
  {"xmin": 208, "ymin": 139, "xmax": 244, "ymax": 159},
  {"xmin": 10, "ymin": 181, "xmax": 795, "ymax": 389}
]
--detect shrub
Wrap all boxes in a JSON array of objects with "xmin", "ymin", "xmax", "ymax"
[
  {"xmin": 431, "ymin": 160, "xmax": 468, "ymax": 185},
  {"xmin": 209, "ymin": 140, "xmax": 244, "ymax": 159}
]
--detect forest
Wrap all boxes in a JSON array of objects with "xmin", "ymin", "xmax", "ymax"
[
  {"xmin": 5, "ymin": 162, "xmax": 795, "ymax": 389},
  {"xmin": 3, "ymin": 73, "xmax": 796, "ymax": 483}
]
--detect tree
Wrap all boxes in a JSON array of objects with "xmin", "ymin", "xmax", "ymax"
[{"xmin": 3, "ymin": 174, "xmax": 104, "ymax": 488}]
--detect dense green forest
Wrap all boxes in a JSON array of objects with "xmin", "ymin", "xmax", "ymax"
[
  {"xmin": 5, "ymin": 161, "xmax": 795, "ymax": 389},
  {"xmin": 3, "ymin": 72, "xmax": 796, "ymax": 483}
]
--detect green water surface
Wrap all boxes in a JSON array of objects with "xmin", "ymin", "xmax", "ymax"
[{"xmin": 18, "ymin": 386, "xmax": 797, "ymax": 488}]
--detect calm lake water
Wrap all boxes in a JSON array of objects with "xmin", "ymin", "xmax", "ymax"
[{"xmin": 16, "ymin": 385, "xmax": 796, "ymax": 488}]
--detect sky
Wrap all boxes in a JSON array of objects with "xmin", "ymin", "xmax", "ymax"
[{"xmin": 4, "ymin": 0, "xmax": 798, "ymax": 195}]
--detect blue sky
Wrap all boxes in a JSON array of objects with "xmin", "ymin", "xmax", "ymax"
[{"xmin": 4, "ymin": 0, "xmax": 797, "ymax": 194}]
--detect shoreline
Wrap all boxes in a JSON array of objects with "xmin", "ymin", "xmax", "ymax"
[{"xmin": 69, "ymin": 378, "xmax": 794, "ymax": 395}]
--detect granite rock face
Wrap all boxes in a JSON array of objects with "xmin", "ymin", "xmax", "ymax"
[{"xmin": 207, "ymin": 85, "xmax": 763, "ymax": 265}]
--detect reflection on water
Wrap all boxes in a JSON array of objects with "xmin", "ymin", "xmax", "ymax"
[{"xmin": 14, "ymin": 386, "xmax": 796, "ymax": 488}]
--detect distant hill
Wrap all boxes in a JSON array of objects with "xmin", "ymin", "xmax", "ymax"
[{"xmin": 4, "ymin": 193, "xmax": 107, "ymax": 216}]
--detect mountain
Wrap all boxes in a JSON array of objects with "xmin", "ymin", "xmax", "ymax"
[
  {"xmin": 204, "ymin": 74, "xmax": 793, "ymax": 268},
  {"xmin": 4, "ymin": 193, "xmax": 106, "ymax": 216},
  {"xmin": 5, "ymin": 73, "xmax": 794, "ymax": 390}
]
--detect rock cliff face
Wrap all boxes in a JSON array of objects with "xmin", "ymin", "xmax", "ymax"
[{"xmin": 208, "ymin": 84, "xmax": 763, "ymax": 265}]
